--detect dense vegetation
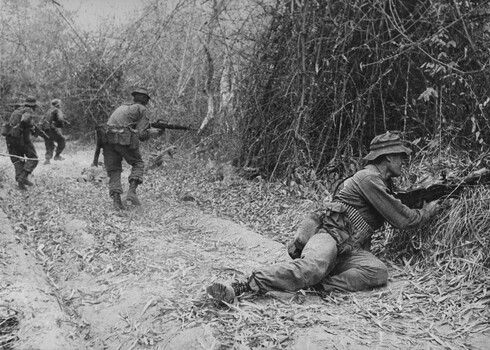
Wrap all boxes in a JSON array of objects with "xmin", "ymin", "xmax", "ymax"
[{"xmin": 238, "ymin": 0, "xmax": 490, "ymax": 178}]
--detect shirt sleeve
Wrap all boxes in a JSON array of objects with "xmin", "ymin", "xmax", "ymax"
[
  {"xmin": 20, "ymin": 111, "xmax": 35, "ymax": 127},
  {"xmin": 134, "ymin": 105, "xmax": 151, "ymax": 141},
  {"xmin": 55, "ymin": 109, "xmax": 66, "ymax": 124},
  {"xmin": 358, "ymin": 175, "xmax": 432, "ymax": 230}
]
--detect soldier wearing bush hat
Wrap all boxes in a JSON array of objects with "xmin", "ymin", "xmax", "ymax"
[
  {"xmin": 41, "ymin": 98, "xmax": 68, "ymax": 164},
  {"xmin": 101, "ymin": 87, "xmax": 160, "ymax": 210},
  {"xmin": 4, "ymin": 95, "xmax": 39, "ymax": 189},
  {"xmin": 206, "ymin": 131, "xmax": 441, "ymax": 305},
  {"xmin": 363, "ymin": 132, "xmax": 412, "ymax": 162},
  {"xmin": 23, "ymin": 96, "xmax": 38, "ymax": 108},
  {"xmin": 51, "ymin": 98, "xmax": 61, "ymax": 108}
]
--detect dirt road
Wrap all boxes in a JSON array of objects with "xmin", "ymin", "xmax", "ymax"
[{"xmin": 0, "ymin": 140, "xmax": 488, "ymax": 350}]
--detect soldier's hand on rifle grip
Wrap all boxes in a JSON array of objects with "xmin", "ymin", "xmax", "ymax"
[{"xmin": 423, "ymin": 199, "xmax": 440, "ymax": 217}]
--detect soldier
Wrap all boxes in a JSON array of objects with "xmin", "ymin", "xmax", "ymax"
[
  {"xmin": 207, "ymin": 132, "xmax": 441, "ymax": 303},
  {"xmin": 5, "ymin": 96, "xmax": 40, "ymax": 190},
  {"xmin": 42, "ymin": 98, "xmax": 68, "ymax": 164},
  {"xmin": 102, "ymin": 88, "xmax": 160, "ymax": 210}
]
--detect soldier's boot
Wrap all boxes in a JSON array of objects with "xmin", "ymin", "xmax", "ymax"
[
  {"xmin": 17, "ymin": 182, "xmax": 27, "ymax": 190},
  {"xmin": 126, "ymin": 180, "xmax": 141, "ymax": 206},
  {"xmin": 18, "ymin": 170, "xmax": 34, "ymax": 187},
  {"xmin": 44, "ymin": 158, "xmax": 50, "ymax": 165},
  {"xmin": 54, "ymin": 154, "xmax": 65, "ymax": 161},
  {"xmin": 206, "ymin": 280, "xmax": 253, "ymax": 304},
  {"xmin": 111, "ymin": 192, "xmax": 125, "ymax": 210}
]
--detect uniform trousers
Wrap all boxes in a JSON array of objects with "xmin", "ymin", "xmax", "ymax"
[
  {"xmin": 252, "ymin": 229, "xmax": 388, "ymax": 293},
  {"xmin": 102, "ymin": 144, "xmax": 144, "ymax": 195},
  {"xmin": 5, "ymin": 136, "xmax": 38, "ymax": 181},
  {"xmin": 43, "ymin": 128, "xmax": 66, "ymax": 159}
]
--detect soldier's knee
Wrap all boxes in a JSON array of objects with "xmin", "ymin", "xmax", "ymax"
[{"xmin": 369, "ymin": 260, "xmax": 388, "ymax": 286}]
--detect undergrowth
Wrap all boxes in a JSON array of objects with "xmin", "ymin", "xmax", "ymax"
[
  {"xmin": 0, "ymin": 142, "xmax": 489, "ymax": 348},
  {"xmin": 151, "ymin": 148, "xmax": 490, "ymax": 283}
]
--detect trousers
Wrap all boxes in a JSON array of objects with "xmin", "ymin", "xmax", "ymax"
[
  {"xmin": 43, "ymin": 128, "xmax": 66, "ymax": 159},
  {"xmin": 102, "ymin": 144, "xmax": 144, "ymax": 195},
  {"xmin": 252, "ymin": 229, "xmax": 388, "ymax": 293},
  {"xmin": 5, "ymin": 136, "xmax": 38, "ymax": 180}
]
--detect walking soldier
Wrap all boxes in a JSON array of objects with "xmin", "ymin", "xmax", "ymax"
[
  {"xmin": 4, "ymin": 96, "xmax": 40, "ymax": 190},
  {"xmin": 101, "ymin": 88, "xmax": 160, "ymax": 210},
  {"xmin": 42, "ymin": 98, "xmax": 68, "ymax": 164}
]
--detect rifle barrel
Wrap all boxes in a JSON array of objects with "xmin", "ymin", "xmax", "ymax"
[{"xmin": 152, "ymin": 121, "xmax": 194, "ymax": 131}]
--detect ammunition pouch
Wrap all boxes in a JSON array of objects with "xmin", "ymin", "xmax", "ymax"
[
  {"xmin": 320, "ymin": 202, "xmax": 353, "ymax": 254},
  {"xmin": 1, "ymin": 123, "xmax": 12, "ymax": 137},
  {"xmin": 287, "ymin": 201, "xmax": 374, "ymax": 259},
  {"xmin": 10, "ymin": 124, "xmax": 22, "ymax": 139},
  {"xmin": 328, "ymin": 201, "xmax": 374, "ymax": 255},
  {"xmin": 105, "ymin": 126, "xmax": 139, "ymax": 149}
]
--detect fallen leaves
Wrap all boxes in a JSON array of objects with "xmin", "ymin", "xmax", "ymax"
[{"xmin": 0, "ymin": 149, "xmax": 489, "ymax": 349}]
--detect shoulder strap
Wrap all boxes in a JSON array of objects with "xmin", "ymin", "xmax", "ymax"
[{"xmin": 332, "ymin": 174, "xmax": 354, "ymax": 198}]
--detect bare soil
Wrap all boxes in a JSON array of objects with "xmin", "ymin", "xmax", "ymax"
[{"xmin": 0, "ymin": 140, "xmax": 488, "ymax": 350}]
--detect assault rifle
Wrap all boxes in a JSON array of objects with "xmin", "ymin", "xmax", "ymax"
[
  {"xmin": 91, "ymin": 121, "xmax": 196, "ymax": 167},
  {"xmin": 33, "ymin": 125, "xmax": 51, "ymax": 141},
  {"xmin": 151, "ymin": 119, "xmax": 196, "ymax": 132},
  {"xmin": 395, "ymin": 168, "xmax": 490, "ymax": 209},
  {"xmin": 92, "ymin": 125, "xmax": 105, "ymax": 167}
]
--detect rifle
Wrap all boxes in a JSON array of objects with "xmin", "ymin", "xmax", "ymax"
[
  {"xmin": 33, "ymin": 125, "xmax": 51, "ymax": 141},
  {"xmin": 151, "ymin": 119, "xmax": 196, "ymax": 132},
  {"xmin": 91, "ymin": 120, "xmax": 195, "ymax": 167},
  {"xmin": 92, "ymin": 125, "xmax": 105, "ymax": 167},
  {"xmin": 395, "ymin": 168, "xmax": 490, "ymax": 209}
]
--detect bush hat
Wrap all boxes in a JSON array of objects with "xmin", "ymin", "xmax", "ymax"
[
  {"xmin": 131, "ymin": 88, "xmax": 150, "ymax": 99},
  {"xmin": 363, "ymin": 132, "xmax": 412, "ymax": 161},
  {"xmin": 51, "ymin": 99, "xmax": 61, "ymax": 107},
  {"xmin": 24, "ymin": 96, "xmax": 38, "ymax": 107}
]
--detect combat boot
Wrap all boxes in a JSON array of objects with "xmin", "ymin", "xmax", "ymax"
[
  {"xmin": 18, "ymin": 170, "xmax": 34, "ymax": 186},
  {"xmin": 111, "ymin": 192, "xmax": 125, "ymax": 210},
  {"xmin": 206, "ymin": 280, "xmax": 253, "ymax": 304},
  {"xmin": 54, "ymin": 155, "xmax": 65, "ymax": 161},
  {"xmin": 126, "ymin": 180, "xmax": 141, "ymax": 205},
  {"xmin": 44, "ymin": 158, "xmax": 50, "ymax": 165}
]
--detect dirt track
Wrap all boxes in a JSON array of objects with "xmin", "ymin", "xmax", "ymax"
[{"xmin": 0, "ymin": 140, "xmax": 488, "ymax": 350}]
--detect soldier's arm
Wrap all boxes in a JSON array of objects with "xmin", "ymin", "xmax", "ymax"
[
  {"xmin": 20, "ymin": 111, "xmax": 35, "ymax": 127},
  {"xmin": 134, "ymin": 106, "xmax": 152, "ymax": 140},
  {"xmin": 56, "ymin": 109, "xmax": 67, "ymax": 124}
]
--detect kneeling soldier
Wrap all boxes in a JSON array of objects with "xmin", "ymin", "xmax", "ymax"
[{"xmin": 207, "ymin": 132, "xmax": 440, "ymax": 303}]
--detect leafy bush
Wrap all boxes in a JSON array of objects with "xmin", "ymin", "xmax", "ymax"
[{"xmin": 237, "ymin": 0, "xmax": 490, "ymax": 178}]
